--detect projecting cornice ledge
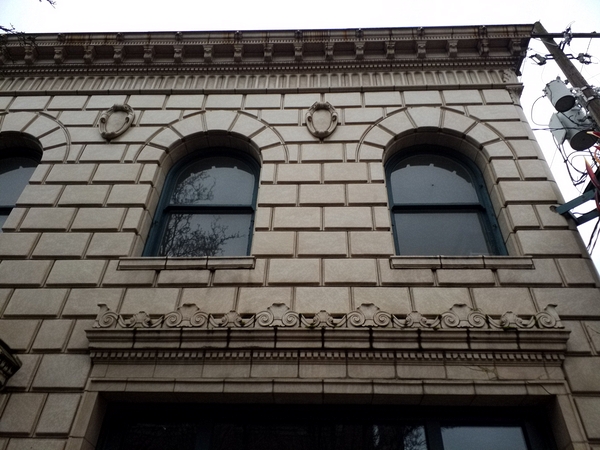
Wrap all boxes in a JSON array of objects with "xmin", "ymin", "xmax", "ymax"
[
  {"xmin": 0, "ymin": 25, "xmax": 532, "ymax": 74},
  {"xmin": 87, "ymin": 302, "xmax": 570, "ymax": 363}
]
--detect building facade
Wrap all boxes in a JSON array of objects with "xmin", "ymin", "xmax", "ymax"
[{"xmin": 0, "ymin": 24, "xmax": 599, "ymax": 449}]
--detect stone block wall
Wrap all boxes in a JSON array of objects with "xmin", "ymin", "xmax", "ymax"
[{"xmin": 0, "ymin": 25, "xmax": 599, "ymax": 450}]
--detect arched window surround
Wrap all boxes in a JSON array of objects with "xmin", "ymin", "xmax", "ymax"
[
  {"xmin": 385, "ymin": 145, "xmax": 507, "ymax": 257},
  {"xmin": 144, "ymin": 148, "xmax": 260, "ymax": 258}
]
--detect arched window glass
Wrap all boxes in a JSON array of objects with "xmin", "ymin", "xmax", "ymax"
[
  {"xmin": 386, "ymin": 148, "xmax": 506, "ymax": 256},
  {"xmin": 145, "ymin": 151, "xmax": 259, "ymax": 257},
  {"xmin": 0, "ymin": 154, "xmax": 40, "ymax": 232}
]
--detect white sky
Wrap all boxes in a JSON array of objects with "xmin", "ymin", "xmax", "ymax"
[{"xmin": 2, "ymin": 0, "xmax": 600, "ymax": 263}]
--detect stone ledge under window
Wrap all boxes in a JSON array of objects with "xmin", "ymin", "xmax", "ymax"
[
  {"xmin": 118, "ymin": 256, "xmax": 255, "ymax": 270},
  {"xmin": 389, "ymin": 256, "xmax": 534, "ymax": 270}
]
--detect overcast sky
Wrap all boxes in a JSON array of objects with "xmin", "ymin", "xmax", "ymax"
[{"xmin": 2, "ymin": 0, "xmax": 600, "ymax": 262}]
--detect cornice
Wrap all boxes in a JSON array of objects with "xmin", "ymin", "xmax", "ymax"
[
  {"xmin": 87, "ymin": 302, "xmax": 569, "ymax": 364},
  {"xmin": 0, "ymin": 25, "xmax": 532, "ymax": 76}
]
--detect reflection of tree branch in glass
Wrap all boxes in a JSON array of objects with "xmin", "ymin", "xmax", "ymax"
[
  {"xmin": 159, "ymin": 214, "xmax": 242, "ymax": 257},
  {"xmin": 160, "ymin": 170, "xmax": 243, "ymax": 257},
  {"xmin": 171, "ymin": 170, "xmax": 215, "ymax": 205}
]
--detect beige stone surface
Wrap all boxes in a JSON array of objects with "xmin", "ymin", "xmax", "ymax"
[
  {"xmin": 497, "ymin": 258, "xmax": 563, "ymax": 285},
  {"xmin": 301, "ymin": 143, "xmax": 344, "ymax": 162},
  {"xmin": 277, "ymin": 164, "xmax": 321, "ymax": 183},
  {"xmin": 180, "ymin": 287, "xmax": 236, "ymax": 313},
  {"xmin": 257, "ymin": 184, "xmax": 297, "ymax": 205},
  {"xmin": 101, "ymin": 260, "xmax": 155, "ymax": 286},
  {"xmin": 72, "ymin": 208, "xmax": 125, "ymax": 231},
  {"xmin": 0, "ymin": 393, "xmax": 45, "ymax": 434},
  {"xmin": 437, "ymin": 269, "xmax": 495, "ymax": 286},
  {"xmin": 33, "ymin": 354, "xmax": 91, "ymax": 389},
  {"xmin": 0, "ymin": 260, "xmax": 52, "ymax": 286},
  {"xmin": 564, "ymin": 357, "xmax": 600, "ymax": 392},
  {"xmin": 0, "ymin": 233, "xmax": 39, "ymax": 257},
  {"xmin": 79, "ymin": 144, "xmax": 127, "ymax": 162},
  {"xmin": 405, "ymin": 91, "xmax": 442, "ymax": 105},
  {"xmin": 379, "ymin": 259, "xmax": 434, "ymax": 286},
  {"xmin": 472, "ymin": 287, "xmax": 536, "ymax": 315},
  {"xmin": 586, "ymin": 322, "xmax": 600, "ymax": 353},
  {"xmin": 350, "ymin": 231, "xmax": 394, "ymax": 256},
  {"xmin": 299, "ymin": 184, "xmax": 345, "ymax": 206},
  {"xmin": 345, "ymin": 108, "xmax": 384, "ymax": 124},
  {"xmin": 32, "ymin": 232, "xmax": 90, "ymax": 258},
  {"xmin": 323, "ymin": 163, "xmax": 368, "ymax": 182},
  {"xmin": 295, "ymin": 287, "xmax": 350, "ymax": 314},
  {"xmin": 165, "ymin": 94, "xmax": 204, "ymax": 109},
  {"xmin": 5, "ymin": 354, "xmax": 39, "ymax": 389},
  {"xmin": 32, "ymin": 319, "xmax": 72, "ymax": 351},
  {"xmin": 106, "ymin": 184, "xmax": 153, "ymax": 206},
  {"xmin": 323, "ymin": 259, "xmax": 377, "ymax": 285},
  {"xmin": 324, "ymin": 206, "xmax": 372, "ymax": 230},
  {"xmin": 251, "ymin": 232, "xmax": 295, "ymax": 256},
  {"xmin": 120, "ymin": 288, "xmax": 179, "ymax": 314},
  {"xmin": 156, "ymin": 269, "xmax": 211, "ymax": 286},
  {"xmin": 0, "ymin": 319, "xmax": 40, "ymax": 350},
  {"xmin": 535, "ymin": 204, "xmax": 569, "ymax": 228},
  {"xmin": 273, "ymin": 207, "xmax": 321, "ymax": 230},
  {"xmin": 534, "ymin": 288, "xmax": 600, "ymax": 317},
  {"xmin": 86, "ymin": 232, "xmax": 137, "ymax": 257},
  {"xmin": 92, "ymin": 163, "xmax": 142, "ymax": 183},
  {"xmin": 20, "ymin": 208, "xmax": 76, "ymax": 231},
  {"xmin": 4, "ymin": 288, "xmax": 67, "ymax": 316},
  {"xmin": 558, "ymin": 258, "xmax": 599, "ymax": 286},
  {"xmin": 36, "ymin": 393, "xmax": 81, "ymax": 435},
  {"xmin": 353, "ymin": 287, "xmax": 411, "ymax": 313},
  {"xmin": 575, "ymin": 397, "xmax": 600, "ymax": 440},
  {"xmin": 46, "ymin": 164, "xmax": 95, "ymax": 184},
  {"xmin": 563, "ymin": 321, "xmax": 593, "ymax": 354},
  {"xmin": 58, "ymin": 185, "xmax": 109, "ymax": 206},
  {"xmin": 212, "ymin": 259, "xmax": 266, "ymax": 285},
  {"xmin": 67, "ymin": 319, "xmax": 95, "ymax": 350},
  {"xmin": 481, "ymin": 89, "xmax": 513, "ymax": 104},
  {"xmin": 268, "ymin": 259, "xmax": 320, "ymax": 285},
  {"xmin": 412, "ymin": 287, "xmax": 472, "ymax": 314},
  {"xmin": 443, "ymin": 90, "xmax": 482, "ymax": 104},
  {"xmin": 347, "ymin": 184, "xmax": 388, "ymax": 205},
  {"xmin": 205, "ymin": 94, "xmax": 243, "ymax": 109},
  {"xmin": 16, "ymin": 185, "xmax": 63, "ymax": 206},
  {"xmin": 517, "ymin": 230, "xmax": 585, "ymax": 256},
  {"xmin": 238, "ymin": 287, "xmax": 292, "ymax": 313},
  {"xmin": 46, "ymin": 260, "xmax": 106, "ymax": 286},
  {"xmin": 297, "ymin": 231, "xmax": 347, "ymax": 256}
]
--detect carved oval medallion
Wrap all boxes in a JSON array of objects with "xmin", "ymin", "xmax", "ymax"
[
  {"xmin": 306, "ymin": 101, "xmax": 338, "ymax": 138},
  {"xmin": 99, "ymin": 104, "xmax": 135, "ymax": 140}
]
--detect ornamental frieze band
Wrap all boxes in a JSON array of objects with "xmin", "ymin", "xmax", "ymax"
[{"xmin": 93, "ymin": 302, "xmax": 564, "ymax": 330}]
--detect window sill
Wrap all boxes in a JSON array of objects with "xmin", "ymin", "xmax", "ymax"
[
  {"xmin": 118, "ymin": 256, "xmax": 255, "ymax": 270},
  {"xmin": 389, "ymin": 255, "xmax": 534, "ymax": 269}
]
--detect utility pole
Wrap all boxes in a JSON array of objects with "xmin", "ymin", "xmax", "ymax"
[{"xmin": 533, "ymin": 22, "xmax": 600, "ymax": 131}]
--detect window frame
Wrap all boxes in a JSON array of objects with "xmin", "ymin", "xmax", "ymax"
[
  {"xmin": 97, "ymin": 403, "xmax": 556, "ymax": 450},
  {"xmin": 385, "ymin": 146, "xmax": 507, "ymax": 257},
  {"xmin": 144, "ymin": 149, "xmax": 260, "ymax": 258},
  {"xmin": 0, "ymin": 144, "xmax": 42, "ymax": 232}
]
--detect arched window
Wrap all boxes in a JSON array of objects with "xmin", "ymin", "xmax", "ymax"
[
  {"xmin": 145, "ymin": 150, "xmax": 259, "ymax": 257},
  {"xmin": 386, "ymin": 146, "xmax": 506, "ymax": 256},
  {"xmin": 0, "ymin": 134, "xmax": 42, "ymax": 232}
]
